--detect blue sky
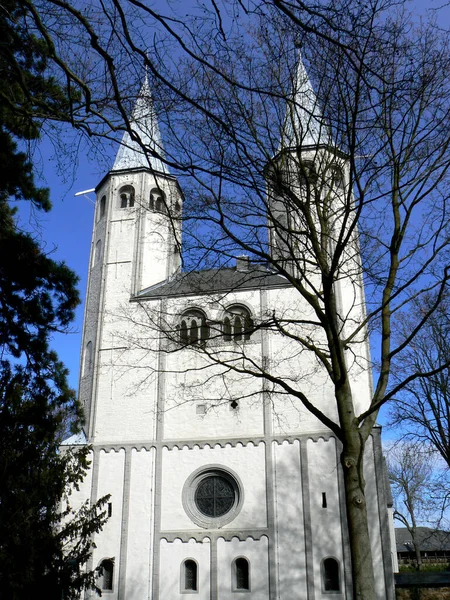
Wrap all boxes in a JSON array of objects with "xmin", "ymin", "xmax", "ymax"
[{"xmin": 18, "ymin": 134, "xmax": 114, "ymax": 390}]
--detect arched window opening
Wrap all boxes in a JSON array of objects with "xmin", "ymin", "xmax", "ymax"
[
  {"xmin": 180, "ymin": 320, "xmax": 188, "ymax": 345},
  {"xmin": 183, "ymin": 559, "xmax": 198, "ymax": 592},
  {"xmin": 98, "ymin": 558, "xmax": 114, "ymax": 591},
  {"xmin": 299, "ymin": 160, "xmax": 317, "ymax": 185},
  {"xmin": 84, "ymin": 341, "xmax": 93, "ymax": 376},
  {"xmin": 119, "ymin": 185, "xmax": 135, "ymax": 209},
  {"xmin": 223, "ymin": 306, "xmax": 254, "ymax": 341},
  {"xmin": 179, "ymin": 310, "xmax": 209, "ymax": 345},
  {"xmin": 190, "ymin": 319, "xmax": 199, "ymax": 344},
  {"xmin": 234, "ymin": 557, "xmax": 250, "ymax": 591},
  {"xmin": 223, "ymin": 317, "xmax": 232, "ymax": 341},
  {"xmin": 322, "ymin": 558, "xmax": 340, "ymax": 592},
  {"xmin": 234, "ymin": 316, "xmax": 243, "ymax": 341},
  {"xmin": 174, "ymin": 200, "xmax": 181, "ymax": 213},
  {"xmin": 99, "ymin": 195, "xmax": 106, "ymax": 220},
  {"xmin": 94, "ymin": 239, "xmax": 102, "ymax": 266},
  {"xmin": 329, "ymin": 165, "xmax": 344, "ymax": 190},
  {"xmin": 150, "ymin": 188, "xmax": 166, "ymax": 213}
]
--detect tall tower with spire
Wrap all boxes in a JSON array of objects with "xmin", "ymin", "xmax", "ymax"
[
  {"xmin": 78, "ymin": 78, "xmax": 182, "ymax": 438},
  {"xmin": 70, "ymin": 64, "xmax": 396, "ymax": 600}
]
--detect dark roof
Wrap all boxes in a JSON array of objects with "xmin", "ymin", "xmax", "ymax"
[
  {"xmin": 396, "ymin": 528, "xmax": 450, "ymax": 553},
  {"xmin": 395, "ymin": 572, "xmax": 450, "ymax": 587},
  {"xmin": 136, "ymin": 263, "xmax": 291, "ymax": 299}
]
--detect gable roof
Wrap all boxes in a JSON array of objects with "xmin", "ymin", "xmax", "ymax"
[{"xmin": 136, "ymin": 263, "xmax": 291, "ymax": 299}]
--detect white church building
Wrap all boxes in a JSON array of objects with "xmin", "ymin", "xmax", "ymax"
[{"xmin": 68, "ymin": 55, "xmax": 397, "ymax": 599}]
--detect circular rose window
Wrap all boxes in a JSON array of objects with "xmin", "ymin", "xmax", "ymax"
[{"xmin": 183, "ymin": 467, "xmax": 243, "ymax": 528}]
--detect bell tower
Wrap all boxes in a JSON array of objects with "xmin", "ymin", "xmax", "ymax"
[
  {"xmin": 79, "ymin": 77, "xmax": 182, "ymax": 439},
  {"xmin": 267, "ymin": 51, "xmax": 347, "ymax": 281}
]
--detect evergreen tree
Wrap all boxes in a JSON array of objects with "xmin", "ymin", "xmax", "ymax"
[{"xmin": 0, "ymin": 1, "xmax": 108, "ymax": 598}]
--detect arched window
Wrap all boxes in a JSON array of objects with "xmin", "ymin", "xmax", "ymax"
[
  {"xmin": 182, "ymin": 559, "xmax": 198, "ymax": 592},
  {"xmin": 327, "ymin": 165, "xmax": 344, "ymax": 190},
  {"xmin": 119, "ymin": 185, "xmax": 135, "ymax": 209},
  {"xmin": 94, "ymin": 239, "xmax": 102, "ymax": 266},
  {"xmin": 233, "ymin": 557, "xmax": 250, "ymax": 591},
  {"xmin": 150, "ymin": 188, "xmax": 166, "ymax": 213},
  {"xmin": 322, "ymin": 557, "xmax": 340, "ymax": 592},
  {"xmin": 179, "ymin": 310, "xmax": 209, "ymax": 345},
  {"xmin": 99, "ymin": 195, "xmax": 106, "ymax": 219},
  {"xmin": 98, "ymin": 558, "xmax": 114, "ymax": 591},
  {"xmin": 83, "ymin": 341, "xmax": 93, "ymax": 376},
  {"xmin": 223, "ymin": 316, "xmax": 232, "ymax": 341},
  {"xmin": 298, "ymin": 159, "xmax": 317, "ymax": 185},
  {"xmin": 223, "ymin": 306, "xmax": 254, "ymax": 341}
]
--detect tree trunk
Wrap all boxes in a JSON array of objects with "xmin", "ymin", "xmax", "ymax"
[{"xmin": 341, "ymin": 438, "xmax": 377, "ymax": 600}]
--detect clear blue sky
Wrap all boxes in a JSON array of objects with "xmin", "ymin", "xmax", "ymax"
[{"xmin": 18, "ymin": 134, "xmax": 114, "ymax": 390}]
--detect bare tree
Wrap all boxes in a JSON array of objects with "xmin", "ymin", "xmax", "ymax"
[
  {"xmin": 388, "ymin": 443, "xmax": 447, "ymax": 571},
  {"xmin": 391, "ymin": 296, "xmax": 450, "ymax": 471},
  {"xmin": 17, "ymin": 1, "xmax": 450, "ymax": 598}
]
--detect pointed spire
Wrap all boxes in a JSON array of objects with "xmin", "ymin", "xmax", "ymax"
[
  {"xmin": 112, "ymin": 76, "xmax": 169, "ymax": 174},
  {"xmin": 280, "ymin": 49, "xmax": 330, "ymax": 150}
]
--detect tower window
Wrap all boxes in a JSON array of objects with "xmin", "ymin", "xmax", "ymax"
[
  {"xmin": 327, "ymin": 165, "xmax": 345, "ymax": 190},
  {"xmin": 150, "ymin": 187, "xmax": 166, "ymax": 213},
  {"xmin": 98, "ymin": 195, "xmax": 106, "ymax": 220},
  {"xmin": 223, "ymin": 306, "xmax": 253, "ymax": 341},
  {"xmin": 119, "ymin": 185, "xmax": 135, "ymax": 208},
  {"xmin": 233, "ymin": 557, "xmax": 250, "ymax": 591},
  {"xmin": 98, "ymin": 558, "xmax": 114, "ymax": 591},
  {"xmin": 322, "ymin": 557, "xmax": 340, "ymax": 592},
  {"xmin": 182, "ymin": 559, "xmax": 198, "ymax": 592},
  {"xmin": 179, "ymin": 310, "xmax": 209, "ymax": 345},
  {"xmin": 94, "ymin": 239, "xmax": 102, "ymax": 266},
  {"xmin": 83, "ymin": 341, "xmax": 93, "ymax": 376}
]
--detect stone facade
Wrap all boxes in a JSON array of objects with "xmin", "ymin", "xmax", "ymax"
[{"xmin": 68, "ymin": 61, "xmax": 397, "ymax": 599}]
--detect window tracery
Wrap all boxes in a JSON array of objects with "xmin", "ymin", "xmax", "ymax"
[
  {"xmin": 223, "ymin": 306, "xmax": 253, "ymax": 341},
  {"xmin": 179, "ymin": 309, "xmax": 209, "ymax": 345}
]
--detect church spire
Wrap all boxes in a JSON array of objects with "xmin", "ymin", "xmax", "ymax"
[
  {"xmin": 112, "ymin": 76, "xmax": 169, "ymax": 174},
  {"xmin": 280, "ymin": 50, "xmax": 329, "ymax": 150}
]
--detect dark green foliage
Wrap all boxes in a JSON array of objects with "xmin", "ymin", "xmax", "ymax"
[
  {"xmin": 0, "ymin": 363, "xmax": 109, "ymax": 600},
  {"xmin": 0, "ymin": 2, "xmax": 107, "ymax": 599}
]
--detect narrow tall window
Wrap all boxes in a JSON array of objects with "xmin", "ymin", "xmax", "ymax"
[
  {"xmin": 99, "ymin": 195, "xmax": 106, "ymax": 219},
  {"xmin": 94, "ymin": 239, "xmax": 102, "ymax": 266},
  {"xmin": 84, "ymin": 341, "xmax": 93, "ymax": 376},
  {"xmin": 99, "ymin": 558, "xmax": 114, "ymax": 591},
  {"xmin": 223, "ymin": 317, "xmax": 232, "ymax": 341},
  {"xmin": 183, "ymin": 559, "xmax": 198, "ymax": 592},
  {"xmin": 234, "ymin": 557, "xmax": 250, "ymax": 591},
  {"xmin": 322, "ymin": 558, "xmax": 340, "ymax": 592}
]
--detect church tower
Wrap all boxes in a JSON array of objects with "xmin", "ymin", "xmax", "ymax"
[
  {"xmin": 70, "ymin": 62, "xmax": 396, "ymax": 600},
  {"xmin": 78, "ymin": 78, "xmax": 183, "ymax": 439}
]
